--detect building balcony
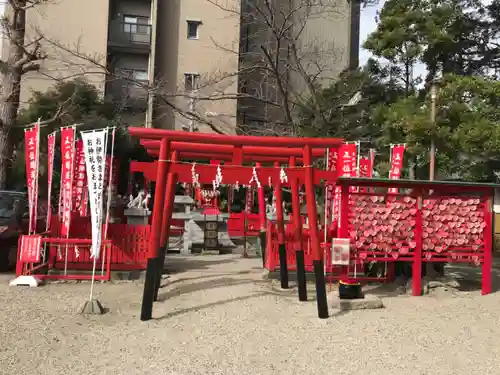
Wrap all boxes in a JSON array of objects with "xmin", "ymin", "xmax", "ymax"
[
  {"xmin": 106, "ymin": 79, "xmax": 149, "ymax": 111},
  {"xmin": 108, "ymin": 21, "xmax": 151, "ymax": 53}
]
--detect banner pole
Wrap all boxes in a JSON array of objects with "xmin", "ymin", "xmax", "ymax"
[
  {"xmin": 89, "ymin": 253, "xmax": 98, "ymax": 302},
  {"xmin": 89, "ymin": 128, "xmax": 109, "ymax": 301},
  {"xmin": 323, "ymin": 148, "xmax": 329, "ymax": 274},
  {"xmin": 102, "ymin": 127, "xmax": 116, "ymax": 276}
]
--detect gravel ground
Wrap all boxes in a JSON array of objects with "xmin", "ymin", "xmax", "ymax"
[{"xmin": 1, "ymin": 254, "xmax": 500, "ymax": 375}]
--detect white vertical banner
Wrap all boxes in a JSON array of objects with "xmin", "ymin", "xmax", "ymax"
[{"xmin": 81, "ymin": 129, "xmax": 108, "ymax": 259}]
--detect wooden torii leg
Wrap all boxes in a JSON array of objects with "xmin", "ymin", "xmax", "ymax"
[
  {"xmin": 274, "ymin": 161, "xmax": 288, "ymax": 289},
  {"xmin": 290, "ymin": 156, "xmax": 307, "ymax": 301},
  {"xmin": 303, "ymin": 145, "xmax": 329, "ymax": 319},
  {"xmin": 256, "ymin": 163, "xmax": 267, "ymax": 267},
  {"xmin": 154, "ymin": 151, "xmax": 178, "ymax": 301},
  {"xmin": 140, "ymin": 138, "xmax": 170, "ymax": 321}
]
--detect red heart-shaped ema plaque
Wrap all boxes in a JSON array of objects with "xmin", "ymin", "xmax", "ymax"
[{"xmin": 399, "ymin": 246, "xmax": 409, "ymax": 255}]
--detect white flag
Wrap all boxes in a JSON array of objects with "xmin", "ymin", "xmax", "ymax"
[{"xmin": 81, "ymin": 129, "xmax": 108, "ymax": 259}]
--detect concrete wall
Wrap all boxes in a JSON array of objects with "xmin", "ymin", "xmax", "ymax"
[
  {"xmin": 19, "ymin": 0, "xmax": 110, "ymax": 105},
  {"xmin": 155, "ymin": 0, "xmax": 240, "ymax": 133}
]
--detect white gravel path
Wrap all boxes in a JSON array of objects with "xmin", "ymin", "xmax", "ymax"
[{"xmin": 1, "ymin": 254, "xmax": 500, "ymax": 375}]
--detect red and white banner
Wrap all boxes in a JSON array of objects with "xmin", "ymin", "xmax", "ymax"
[
  {"xmin": 104, "ymin": 155, "xmax": 119, "ymax": 194},
  {"xmin": 388, "ymin": 144, "xmax": 405, "ymax": 193},
  {"xmin": 19, "ymin": 235, "xmax": 42, "ymax": 263},
  {"xmin": 369, "ymin": 148, "xmax": 375, "ymax": 171},
  {"xmin": 73, "ymin": 140, "xmax": 86, "ymax": 215},
  {"xmin": 80, "ymin": 189, "xmax": 89, "ymax": 217},
  {"xmin": 325, "ymin": 148, "xmax": 338, "ymax": 226},
  {"xmin": 332, "ymin": 143, "xmax": 358, "ymax": 225},
  {"xmin": 299, "ymin": 185, "xmax": 304, "ymax": 205},
  {"xmin": 245, "ymin": 185, "xmax": 255, "ymax": 213},
  {"xmin": 24, "ymin": 121, "xmax": 40, "ymax": 234},
  {"xmin": 359, "ymin": 155, "xmax": 373, "ymax": 193},
  {"xmin": 359, "ymin": 156, "xmax": 373, "ymax": 178},
  {"xmin": 60, "ymin": 127, "xmax": 75, "ymax": 237},
  {"xmin": 46, "ymin": 132, "xmax": 56, "ymax": 231}
]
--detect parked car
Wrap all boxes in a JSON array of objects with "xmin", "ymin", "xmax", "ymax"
[{"xmin": 0, "ymin": 191, "xmax": 47, "ymax": 271}]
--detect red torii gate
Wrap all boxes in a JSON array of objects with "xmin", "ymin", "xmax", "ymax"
[{"xmin": 128, "ymin": 128, "xmax": 343, "ymax": 320}]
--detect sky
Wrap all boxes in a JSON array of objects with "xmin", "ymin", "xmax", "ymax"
[
  {"xmin": 359, "ymin": 1, "xmax": 383, "ymax": 66},
  {"xmin": 358, "ymin": 0, "xmax": 428, "ymax": 79}
]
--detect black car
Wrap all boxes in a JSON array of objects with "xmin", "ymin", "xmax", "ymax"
[{"xmin": 0, "ymin": 191, "xmax": 47, "ymax": 271}]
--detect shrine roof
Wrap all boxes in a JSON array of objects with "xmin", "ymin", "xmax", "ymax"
[{"xmin": 129, "ymin": 128, "xmax": 343, "ymax": 148}]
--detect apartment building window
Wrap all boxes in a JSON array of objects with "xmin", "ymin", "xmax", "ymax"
[
  {"xmin": 124, "ymin": 15, "xmax": 150, "ymax": 34},
  {"xmin": 187, "ymin": 20, "xmax": 201, "ymax": 40},
  {"xmin": 123, "ymin": 69, "xmax": 149, "ymax": 83},
  {"xmin": 184, "ymin": 73, "xmax": 200, "ymax": 91}
]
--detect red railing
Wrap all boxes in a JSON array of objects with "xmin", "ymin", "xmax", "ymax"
[{"xmin": 227, "ymin": 212, "xmax": 261, "ymax": 237}]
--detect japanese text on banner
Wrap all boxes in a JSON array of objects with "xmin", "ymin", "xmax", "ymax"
[
  {"xmin": 73, "ymin": 140, "xmax": 87, "ymax": 213},
  {"xmin": 388, "ymin": 144, "xmax": 405, "ymax": 194},
  {"xmin": 24, "ymin": 123, "xmax": 39, "ymax": 234},
  {"xmin": 325, "ymin": 148, "xmax": 338, "ymax": 226},
  {"xmin": 20, "ymin": 235, "xmax": 42, "ymax": 263},
  {"xmin": 81, "ymin": 129, "xmax": 108, "ymax": 259},
  {"xmin": 359, "ymin": 156, "xmax": 373, "ymax": 193},
  {"xmin": 332, "ymin": 143, "xmax": 357, "ymax": 226},
  {"xmin": 46, "ymin": 133, "xmax": 56, "ymax": 231},
  {"xmin": 245, "ymin": 185, "xmax": 255, "ymax": 213},
  {"xmin": 60, "ymin": 127, "xmax": 75, "ymax": 237}
]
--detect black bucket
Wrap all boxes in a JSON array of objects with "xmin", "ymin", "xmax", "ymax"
[{"xmin": 339, "ymin": 279, "xmax": 363, "ymax": 300}]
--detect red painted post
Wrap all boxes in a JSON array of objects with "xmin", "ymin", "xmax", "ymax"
[
  {"xmin": 274, "ymin": 161, "xmax": 289, "ymax": 289},
  {"xmin": 340, "ymin": 184, "xmax": 350, "ymax": 278},
  {"xmin": 290, "ymin": 156, "xmax": 307, "ymax": 301},
  {"xmin": 155, "ymin": 151, "xmax": 179, "ymax": 301},
  {"xmin": 256, "ymin": 163, "xmax": 266, "ymax": 230},
  {"xmin": 303, "ymin": 145, "xmax": 329, "ymax": 319},
  {"xmin": 141, "ymin": 138, "xmax": 169, "ymax": 321},
  {"xmin": 481, "ymin": 195, "xmax": 493, "ymax": 295},
  {"xmin": 256, "ymin": 162, "xmax": 267, "ymax": 267},
  {"xmin": 412, "ymin": 191, "xmax": 423, "ymax": 296},
  {"xmin": 160, "ymin": 151, "xmax": 178, "ymax": 247},
  {"xmin": 148, "ymin": 138, "xmax": 170, "ymax": 258}
]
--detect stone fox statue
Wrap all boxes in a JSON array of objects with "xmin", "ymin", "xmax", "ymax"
[{"xmin": 127, "ymin": 191, "xmax": 144, "ymax": 209}]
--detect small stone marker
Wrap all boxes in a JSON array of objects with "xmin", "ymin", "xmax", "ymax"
[
  {"xmin": 330, "ymin": 292, "xmax": 384, "ymax": 311},
  {"xmin": 80, "ymin": 299, "xmax": 105, "ymax": 315}
]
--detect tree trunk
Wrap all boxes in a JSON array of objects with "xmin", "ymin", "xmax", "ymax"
[
  {"xmin": 0, "ymin": 68, "xmax": 22, "ymax": 189},
  {"xmin": 408, "ymin": 158, "xmax": 416, "ymax": 180},
  {"xmin": 0, "ymin": 4, "xmax": 28, "ymax": 189},
  {"xmin": 0, "ymin": 127, "xmax": 13, "ymax": 189}
]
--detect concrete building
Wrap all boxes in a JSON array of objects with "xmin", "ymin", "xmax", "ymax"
[{"xmin": 11, "ymin": 0, "xmax": 359, "ymax": 133}]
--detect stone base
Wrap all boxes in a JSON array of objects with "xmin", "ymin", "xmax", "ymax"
[
  {"xmin": 402, "ymin": 276, "xmax": 461, "ymax": 295},
  {"xmin": 80, "ymin": 299, "xmax": 105, "ymax": 315},
  {"xmin": 330, "ymin": 293, "xmax": 384, "ymax": 310},
  {"xmin": 9, "ymin": 275, "xmax": 41, "ymax": 287}
]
